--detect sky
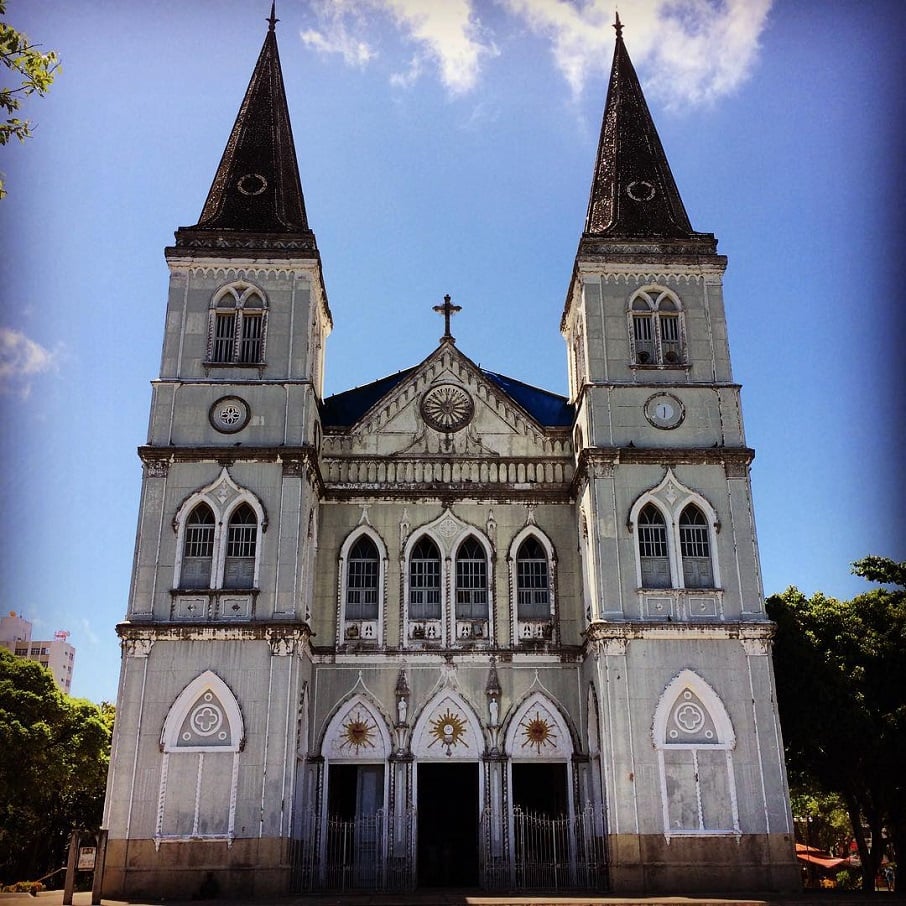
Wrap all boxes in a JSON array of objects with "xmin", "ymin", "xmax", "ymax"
[{"xmin": 1, "ymin": 0, "xmax": 903, "ymax": 705}]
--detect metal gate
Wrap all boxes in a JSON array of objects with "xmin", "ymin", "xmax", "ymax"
[
  {"xmin": 510, "ymin": 805, "xmax": 608, "ymax": 891},
  {"xmin": 292, "ymin": 807, "xmax": 415, "ymax": 892}
]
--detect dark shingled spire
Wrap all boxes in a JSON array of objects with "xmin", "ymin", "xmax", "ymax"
[
  {"xmin": 583, "ymin": 17, "xmax": 697, "ymax": 240},
  {"xmin": 171, "ymin": 8, "xmax": 318, "ymax": 257}
]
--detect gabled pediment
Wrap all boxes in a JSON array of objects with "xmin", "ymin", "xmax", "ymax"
[{"xmin": 322, "ymin": 344, "xmax": 571, "ymax": 459}]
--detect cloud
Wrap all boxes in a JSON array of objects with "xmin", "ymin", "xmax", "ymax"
[
  {"xmin": 0, "ymin": 327, "xmax": 59, "ymax": 398},
  {"xmin": 302, "ymin": 0, "xmax": 498, "ymax": 95},
  {"xmin": 501, "ymin": 0, "xmax": 772, "ymax": 107},
  {"xmin": 301, "ymin": 4, "xmax": 377, "ymax": 68},
  {"xmin": 300, "ymin": 0, "xmax": 770, "ymax": 106}
]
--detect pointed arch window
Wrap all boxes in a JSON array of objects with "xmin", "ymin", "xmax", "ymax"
[
  {"xmin": 680, "ymin": 504, "xmax": 713, "ymax": 589},
  {"xmin": 630, "ymin": 289, "xmax": 685, "ymax": 366},
  {"xmin": 516, "ymin": 537, "xmax": 549, "ymax": 620},
  {"xmin": 181, "ymin": 503, "xmax": 215, "ymax": 588},
  {"xmin": 223, "ymin": 503, "xmax": 257, "ymax": 589},
  {"xmin": 207, "ymin": 284, "xmax": 267, "ymax": 366},
  {"xmin": 346, "ymin": 536, "xmax": 379, "ymax": 620},
  {"xmin": 409, "ymin": 537, "xmax": 441, "ymax": 620},
  {"xmin": 455, "ymin": 536, "xmax": 488, "ymax": 620},
  {"xmin": 638, "ymin": 504, "xmax": 671, "ymax": 589}
]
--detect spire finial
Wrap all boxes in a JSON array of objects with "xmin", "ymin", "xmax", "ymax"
[
  {"xmin": 267, "ymin": 1, "xmax": 278, "ymax": 32},
  {"xmin": 613, "ymin": 10, "xmax": 623, "ymax": 40}
]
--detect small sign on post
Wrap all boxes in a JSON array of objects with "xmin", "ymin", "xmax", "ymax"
[{"xmin": 78, "ymin": 846, "xmax": 97, "ymax": 871}]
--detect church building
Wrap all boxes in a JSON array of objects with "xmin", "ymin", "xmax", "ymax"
[{"xmin": 102, "ymin": 8, "xmax": 799, "ymax": 897}]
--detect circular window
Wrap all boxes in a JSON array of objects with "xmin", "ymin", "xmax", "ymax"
[
  {"xmin": 237, "ymin": 173, "xmax": 268, "ymax": 196},
  {"xmin": 210, "ymin": 396, "xmax": 251, "ymax": 434},
  {"xmin": 626, "ymin": 180, "xmax": 656, "ymax": 202},
  {"xmin": 420, "ymin": 384, "xmax": 474, "ymax": 433}
]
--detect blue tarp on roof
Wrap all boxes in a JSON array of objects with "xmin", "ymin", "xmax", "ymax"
[{"xmin": 321, "ymin": 366, "xmax": 573, "ymax": 429}]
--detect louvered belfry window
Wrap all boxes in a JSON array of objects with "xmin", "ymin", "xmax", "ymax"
[
  {"xmin": 630, "ymin": 290, "xmax": 685, "ymax": 366},
  {"xmin": 208, "ymin": 288, "xmax": 266, "ymax": 365}
]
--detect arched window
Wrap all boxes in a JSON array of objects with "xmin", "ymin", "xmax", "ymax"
[
  {"xmin": 638, "ymin": 504, "xmax": 671, "ymax": 589},
  {"xmin": 346, "ymin": 536, "xmax": 379, "ymax": 620},
  {"xmin": 409, "ymin": 537, "xmax": 441, "ymax": 620},
  {"xmin": 516, "ymin": 537, "xmax": 549, "ymax": 620},
  {"xmin": 223, "ymin": 503, "xmax": 257, "ymax": 589},
  {"xmin": 207, "ymin": 284, "xmax": 267, "ymax": 365},
  {"xmin": 679, "ymin": 504, "xmax": 713, "ymax": 589},
  {"xmin": 181, "ymin": 503, "xmax": 215, "ymax": 588},
  {"xmin": 455, "ymin": 536, "xmax": 488, "ymax": 620},
  {"xmin": 630, "ymin": 289, "xmax": 685, "ymax": 366}
]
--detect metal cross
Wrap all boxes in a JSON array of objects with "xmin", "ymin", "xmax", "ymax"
[
  {"xmin": 613, "ymin": 11, "xmax": 623, "ymax": 39},
  {"xmin": 433, "ymin": 294, "xmax": 462, "ymax": 344},
  {"xmin": 267, "ymin": 1, "xmax": 279, "ymax": 31}
]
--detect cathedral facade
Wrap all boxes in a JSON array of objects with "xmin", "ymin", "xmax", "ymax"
[{"xmin": 102, "ymin": 11, "xmax": 799, "ymax": 898}]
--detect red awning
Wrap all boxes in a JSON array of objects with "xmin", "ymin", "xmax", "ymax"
[{"xmin": 795, "ymin": 843, "xmax": 848, "ymax": 872}]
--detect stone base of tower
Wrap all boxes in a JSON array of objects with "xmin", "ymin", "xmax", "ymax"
[
  {"xmin": 608, "ymin": 832, "xmax": 800, "ymax": 894},
  {"xmin": 101, "ymin": 838, "xmax": 290, "ymax": 900}
]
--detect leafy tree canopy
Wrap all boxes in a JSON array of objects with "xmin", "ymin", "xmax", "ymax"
[
  {"xmin": 0, "ymin": 649, "xmax": 113, "ymax": 884},
  {"xmin": 767, "ymin": 556, "xmax": 906, "ymax": 891},
  {"xmin": 0, "ymin": 0, "xmax": 60, "ymax": 198}
]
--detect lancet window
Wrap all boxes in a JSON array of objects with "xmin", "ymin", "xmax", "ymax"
[
  {"xmin": 207, "ymin": 283, "xmax": 267, "ymax": 366},
  {"xmin": 630, "ymin": 475, "xmax": 720, "ymax": 593},
  {"xmin": 455, "ymin": 536, "xmax": 488, "ymax": 621},
  {"xmin": 345, "ymin": 536, "xmax": 380, "ymax": 620},
  {"xmin": 629, "ymin": 288, "xmax": 685, "ymax": 367},
  {"xmin": 409, "ymin": 537, "xmax": 441, "ymax": 620},
  {"xmin": 177, "ymin": 495, "xmax": 261, "ymax": 591}
]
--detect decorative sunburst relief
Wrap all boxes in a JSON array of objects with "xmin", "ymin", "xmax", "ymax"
[
  {"xmin": 505, "ymin": 693, "xmax": 571, "ymax": 759},
  {"xmin": 518, "ymin": 710, "xmax": 558, "ymax": 754},
  {"xmin": 411, "ymin": 693, "xmax": 482, "ymax": 760},
  {"xmin": 322, "ymin": 698, "xmax": 391, "ymax": 760}
]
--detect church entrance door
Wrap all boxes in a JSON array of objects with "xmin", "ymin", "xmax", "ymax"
[{"xmin": 416, "ymin": 762, "xmax": 479, "ymax": 887}]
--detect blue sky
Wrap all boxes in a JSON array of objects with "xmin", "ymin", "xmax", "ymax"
[{"xmin": 1, "ymin": 0, "xmax": 903, "ymax": 705}]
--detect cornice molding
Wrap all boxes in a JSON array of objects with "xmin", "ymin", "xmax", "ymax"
[
  {"xmin": 572, "ymin": 446, "xmax": 754, "ymax": 493},
  {"xmin": 117, "ymin": 621, "xmax": 312, "ymax": 657},
  {"xmin": 583, "ymin": 620, "xmax": 774, "ymax": 650}
]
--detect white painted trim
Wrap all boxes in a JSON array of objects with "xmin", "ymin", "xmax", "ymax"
[{"xmin": 160, "ymin": 669, "xmax": 245, "ymax": 753}]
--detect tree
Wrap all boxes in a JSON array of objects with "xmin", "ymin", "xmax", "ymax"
[
  {"xmin": 0, "ymin": 0, "xmax": 60, "ymax": 198},
  {"xmin": 0, "ymin": 649, "xmax": 113, "ymax": 884},
  {"xmin": 767, "ymin": 556, "xmax": 906, "ymax": 892}
]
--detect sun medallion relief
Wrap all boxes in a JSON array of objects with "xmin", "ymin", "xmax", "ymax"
[
  {"xmin": 428, "ymin": 707, "xmax": 468, "ymax": 756},
  {"xmin": 519, "ymin": 710, "xmax": 558, "ymax": 754},
  {"xmin": 338, "ymin": 708, "xmax": 378, "ymax": 754}
]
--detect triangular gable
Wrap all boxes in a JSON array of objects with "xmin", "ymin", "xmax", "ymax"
[{"xmin": 322, "ymin": 344, "xmax": 567, "ymax": 458}]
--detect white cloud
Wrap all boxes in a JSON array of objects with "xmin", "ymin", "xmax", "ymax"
[
  {"xmin": 501, "ymin": 0, "xmax": 772, "ymax": 107},
  {"xmin": 302, "ymin": 0, "xmax": 498, "ymax": 95},
  {"xmin": 0, "ymin": 326, "xmax": 59, "ymax": 398},
  {"xmin": 300, "ymin": 0, "xmax": 769, "ymax": 106}
]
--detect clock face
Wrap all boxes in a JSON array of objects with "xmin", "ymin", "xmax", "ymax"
[{"xmin": 644, "ymin": 393, "xmax": 684, "ymax": 429}]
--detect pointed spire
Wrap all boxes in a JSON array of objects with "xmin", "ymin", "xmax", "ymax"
[
  {"xmin": 583, "ymin": 16, "xmax": 699, "ymax": 241},
  {"xmin": 173, "ymin": 7, "xmax": 317, "ymax": 256}
]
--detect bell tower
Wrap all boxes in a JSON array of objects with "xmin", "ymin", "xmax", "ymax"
[
  {"xmin": 566, "ymin": 17, "xmax": 798, "ymax": 891},
  {"xmin": 104, "ymin": 9, "xmax": 328, "ymax": 897}
]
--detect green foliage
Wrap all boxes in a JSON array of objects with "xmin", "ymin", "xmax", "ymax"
[
  {"xmin": 0, "ymin": 649, "xmax": 113, "ymax": 885},
  {"xmin": 0, "ymin": 0, "xmax": 60, "ymax": 198},
  {"xmin": 767, "ymin": 557, "xmax": 906, "ymax": 892}
]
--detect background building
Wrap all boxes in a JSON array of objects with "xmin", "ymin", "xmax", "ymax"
[
  {"xmin": 0, "ymin": 611, "xmax": 76, "ymax": 694},
  {"xmin": 102, "ymin": 11, "xmax": 799, "ymax": 898}
]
